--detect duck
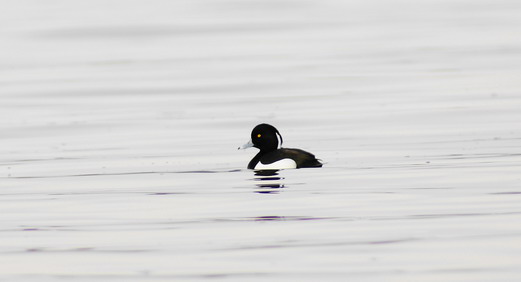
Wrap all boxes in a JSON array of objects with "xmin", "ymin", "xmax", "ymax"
[{"xmin": 239, "ymin": 123, "xmax": 322, "ymax": 170}]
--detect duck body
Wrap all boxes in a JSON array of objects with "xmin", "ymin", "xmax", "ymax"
[
  {"xmin": 248, "ymin": 148, "xmax": 322, "ymax": 169},
  {"xmin": 240, "ymin": 124, "xmax": 322, "ymax": 170}
]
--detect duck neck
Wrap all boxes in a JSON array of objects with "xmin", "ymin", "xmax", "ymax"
[{"xmin": 248, "ymin": 151, "xmax": 265, "ymax": 169}]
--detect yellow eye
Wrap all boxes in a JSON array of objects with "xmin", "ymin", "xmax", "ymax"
[{"xmin": 257, "ymin": 134, "xmax": 262, "ymax": 138}]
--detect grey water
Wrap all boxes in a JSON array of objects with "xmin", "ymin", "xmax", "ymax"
[{"xmin": 1, "ymin": 0, "xmax": 521, "ymax": 281}]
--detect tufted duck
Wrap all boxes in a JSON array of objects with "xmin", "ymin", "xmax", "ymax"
[{"xmin": 239, "ymin": 124, "xmax": 322, "ymax": 170}]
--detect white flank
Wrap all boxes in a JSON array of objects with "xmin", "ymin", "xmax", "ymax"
[{"xmin": 254, "ymin": 158, "xmax": 297, "ymax": 170}]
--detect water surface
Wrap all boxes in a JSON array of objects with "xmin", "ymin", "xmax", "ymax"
[{"xmin": 1, "ymin": 0, "xmax": 521, "ymax": 281}]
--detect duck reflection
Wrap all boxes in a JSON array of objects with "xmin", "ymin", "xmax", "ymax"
[{"xmin": 253, "ymin": 170, "xmax": 285, "ymax": 193}]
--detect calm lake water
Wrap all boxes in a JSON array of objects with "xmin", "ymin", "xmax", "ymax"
[{"xmin": 1, "ymin": 0, "xmax": 521, "ymax": 281}]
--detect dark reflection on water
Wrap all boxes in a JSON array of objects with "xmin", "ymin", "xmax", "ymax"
[
  {"xmin": 252, "ymin": 216, "xmax": 330, "ymax": 221},
  {"xmin": 253, "ymin": 170, "xmax": 285, "ymax": 194}
]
